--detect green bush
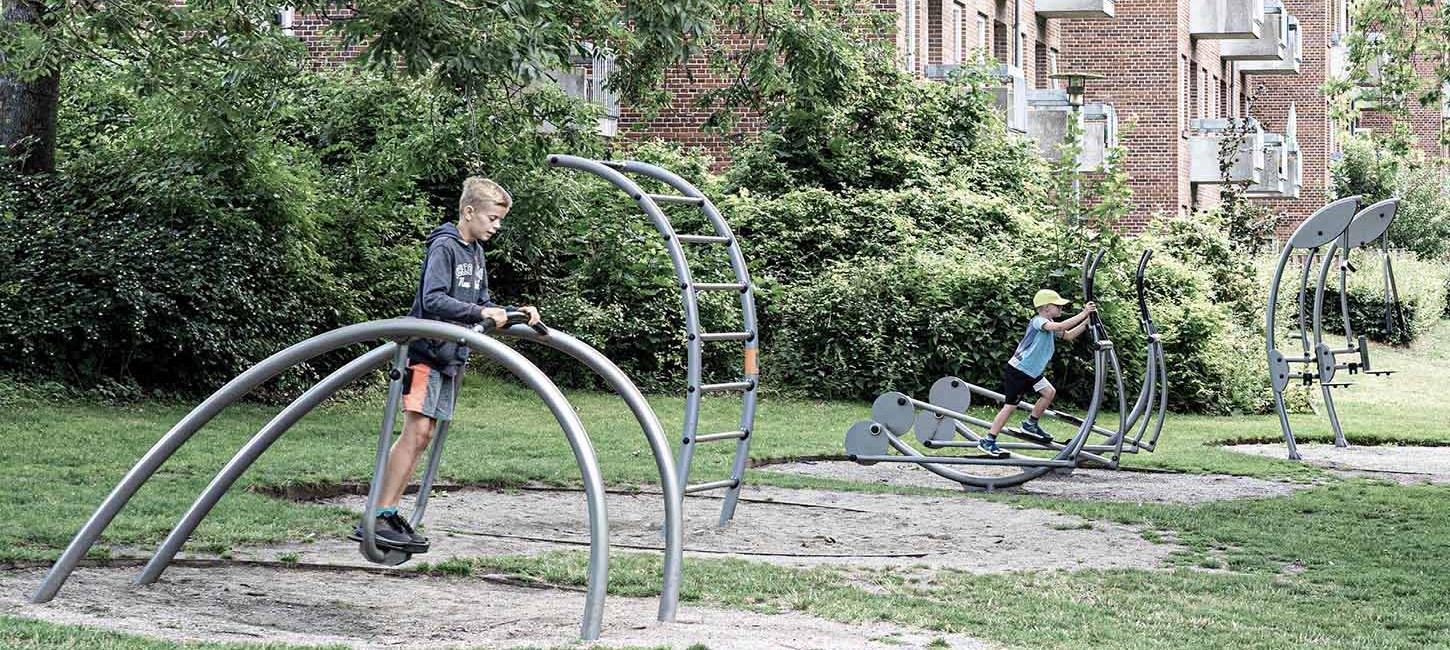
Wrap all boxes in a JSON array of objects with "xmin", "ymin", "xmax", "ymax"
[{"xmin": 1316, "ymin": 253, "xmax": 1450, "ymax": 346}]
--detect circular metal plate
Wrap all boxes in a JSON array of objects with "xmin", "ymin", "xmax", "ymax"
[
  {"xmin": 361, "ymin": 545, "xmax": 412, "ymax": 567},
  {"xmin": 927, "ymin": 376, "xmax": 972, "ymax": 415},
  {"xmin": 844, "ymin": 420, "xmax": 888, "ymax": 462},
  {"xmin": 914, "ymin": 410, "xmax": 956, "ymax": 444},
  {"xmin": 871, "ymin": 392, "xmax": 916, "ymax": 435}
]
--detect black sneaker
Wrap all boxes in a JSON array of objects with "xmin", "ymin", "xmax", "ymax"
[
  {"xmin": 348, "ymin": 514, "xmax": 427, "ymax": 553},
  {"xmin": 1020, "ymin": 419, "xmax": 1055, "ymax": 445},
  {"xmin": 385, "ymin": 511, "xmax": 430, "ymax": 553}
]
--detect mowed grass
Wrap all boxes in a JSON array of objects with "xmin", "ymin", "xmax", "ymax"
[{"xmin": 3, "ymin": 323, "xmax": 1450, "ymax": 648}]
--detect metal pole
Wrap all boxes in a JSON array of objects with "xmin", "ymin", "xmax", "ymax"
[
  {"xmin": 1313, "ymin": 242, "xmax": 1349, "ymax": 448},
  {"xmin": 360, "ymin": 345, "xmax": 411, "ymax": 564},
  {"xmin": 135, "ymin": 344, "xmax": 398, "ymax": 585}
]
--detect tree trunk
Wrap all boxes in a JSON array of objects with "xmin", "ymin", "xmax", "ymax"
[{"xmin": 0, "ymin": 0, "xmax": 59, "ymax": 174}]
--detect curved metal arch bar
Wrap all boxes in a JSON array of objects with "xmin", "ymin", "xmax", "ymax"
[
  {"xmin": 134, "ymin": 325, "xmax": 683, "ymax": 625},
  {"xmin": 136, "ymin": 343, "xmax": 398, "ymax": 585},
  {"xmin": 885, "ymin": 342, "xmax": 1110, "ymax": 490},
  {"xmin": 33, "ymin": 319, "xmax": 610, "ymax": 641},
  {"xmin": 497, "ymin": 324, "xmax": 683, "ymax": 623},
  {"xmin": 611, "ymin": 160, "xmax": 761, "ymax": 526}
]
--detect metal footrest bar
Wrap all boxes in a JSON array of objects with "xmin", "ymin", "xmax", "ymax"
[
  {"xmin": 677, "ymin": 234, "xmax": 731, "ymax": 244},
  {"xmin": 697, "ymin": 331, "xmax": 753, "ymax": 342},
  {"xmin": 693, "ymin": 282, "xmax": 748, "ymax": 293},
  {"xmin": 849, "ymin": 454, "xmax": 1077, "ymax": 468},
  {"xmin": 648, "ymin": 193, "xmax": 706, "ymax": 206},
  {"xmin": 694, "ymin": 430, "xmax": 748, "ymax": 443},
  {"xmin": 684, "ymin": 479, "xmax": 740, "ymax": 494},
  {"xmin": 697, "ymin": 380, "xmax": 754, "ymax": 394}
]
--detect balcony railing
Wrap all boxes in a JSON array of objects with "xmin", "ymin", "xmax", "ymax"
[
  {"xmin": 1220, "ymin": 1, "xmax": 1287, "ymax": 61},
  {"xmin": 1191, "ymin": 0, "xmax": 1265, "ymax": 40},
  {"xmin": 1237, "ymin": 15, "xmax": 1301, "ymax": 75},
  {"xmin": 992, "ymin": 65, "xmax": 1029, "ymax": 134},
  {"xmin": 1188, "ymin": 118, "xmax": 1266, "ymax": 185},
  {"xmin": 546, "ymin": 48, "xmax": 621, "ymax": 137},
  {"xmin": 1035, "ymin": 0, "xmax": 1116, "ymax": 19},
  {"xmin": 1026, "ymin": 90, "xmax": 1118, "ymax": 172}
]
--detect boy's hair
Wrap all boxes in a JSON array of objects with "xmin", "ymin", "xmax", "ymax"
[{"xmin": 459, "ymin": 176, "xmax": 512, "ymax": 215}]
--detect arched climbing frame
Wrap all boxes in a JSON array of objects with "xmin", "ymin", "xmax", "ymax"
[{"xmin": 548, "ymin": 155, "xmax": 761, "ymax": 527}]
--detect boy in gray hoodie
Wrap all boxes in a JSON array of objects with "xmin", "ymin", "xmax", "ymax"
[{"xmin": 351, "ymin": 176, "xmax": 537, "ymax": 553}]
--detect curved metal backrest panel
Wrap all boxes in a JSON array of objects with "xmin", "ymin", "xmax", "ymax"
[
  {"xmin": 1287, "ymin": 195, "xmax": 1359, "ymax": 249},
  {"xmin": 1344, "ymin": 197, "xmax": 1399, "ymax": 249}
]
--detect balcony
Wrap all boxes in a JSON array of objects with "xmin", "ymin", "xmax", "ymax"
[
  {"xmin": 1191, "ymin": 0, "xmax": 1264, "ymax": 40},
  {"xmin": 992, "ymin": 65, "xmax": 1029, "ymax": 133},
  {"xmin": 1237, "ymin": 15, "xmax": 1302, "ymax": 74},
  {"xmin": 924, "ymin": 64, "xmax": 962, "ymax": 80},
  {"xmin": 546, "ymin": 48, "xmax": 621, "ymax": 137},
  {"xmin": 1035, "ymin": 0, "xmax": 1116, "ymax": 19},
  {"xmin": 1360, "ymin": 33, "xmax": 1387, "ymax": 87},
  {"xmin": 1188, "ymin": 118, "xmax": 1265, "ymax": 185},
  {"xmin": 1026, "ymin": 90, "xmax": 1119, "ymax": 172},
  {"xmin": 1245, "ymin": 133, "xmax": 1288, "ymax": 197},
  {"xmin": 1220, "ymin": 1, "xmax": 1287, "ymax": 61},
  {"xmin": 1327, "ymin": 42, "xmax": 1349, "ymax": 81}
]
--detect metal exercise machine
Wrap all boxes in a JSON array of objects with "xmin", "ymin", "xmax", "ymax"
[
  {"xmin": 548, "ymin": 155, "xmax": 760, "ymax": 527},
  {"xmin": 844, "ymin": 249, "xmax": 1167, "ymax": 490},
  {"xmin": 32, "ymin": 316, "xmax": 682, "ymax": 640},
  {"xmin": 1267, "ymin": 196, "xmax": 1400, "ymax": 459}
]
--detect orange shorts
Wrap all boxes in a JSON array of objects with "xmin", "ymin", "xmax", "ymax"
[{"xmin": 402, "ymin": 364, "xmax": 458, "ymax": 421}]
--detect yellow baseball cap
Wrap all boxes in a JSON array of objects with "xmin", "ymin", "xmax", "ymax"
[{"xmin": 1033, "ymin": 289, "xmax": 1071, "ymax": 308}]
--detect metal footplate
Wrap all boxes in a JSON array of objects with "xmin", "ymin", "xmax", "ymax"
[{"xmin": 548, "ymin": 155, "xmax": 760, "ymax": 527}]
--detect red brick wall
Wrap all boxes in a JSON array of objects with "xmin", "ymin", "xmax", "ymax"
[
  {"xmin": 1251, "ymin": 0, "xmax": 1332, "ymax": 234},
  {"xmin": 1058, "ymin": 0, "xmax": 1188, "ymax": 232}
]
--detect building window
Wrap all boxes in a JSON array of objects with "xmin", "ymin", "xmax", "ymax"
[
  {"xmin": 951, "ymin": 2, "xmax": 966, "ymax": 64},
  {"xmin": 978, "ymin": 13, "xmax": 989, "ymax": 51},
  {"xmin": 1048, "ymin": 48, "xmax": 1059, "ymax": 77},
  {"xmin": 1179, "ymin": 54, "xmax": 1188, "ymax": 129},
  {"xmin": 993, "ymin": 19, "xmax": 1009, "ymax": 65},
  {"xmin": 902, "ymin": 0, "xmax": 919, "ymax": 72}
]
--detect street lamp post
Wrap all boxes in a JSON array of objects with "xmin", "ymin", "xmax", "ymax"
[{"xmin": 1049, "ymin": 72, "xmax": 1104, "ymax": 226}]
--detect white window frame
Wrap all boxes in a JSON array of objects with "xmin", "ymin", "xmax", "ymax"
[
  {"xmin": 951, "ymin": 2, "xmax": 966, "ymax": 64},
  {"xmin": 902, "ymin": 0, "xmax": 919, "ymax": 72},
  {"xmin": 977, "ymin": 13, "xmax": 989, "ymax": 51}
]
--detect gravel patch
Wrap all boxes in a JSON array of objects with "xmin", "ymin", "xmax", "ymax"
[{"xmin": 1227, "ymin": 443, "xmax": 1450, "ymax": 483}]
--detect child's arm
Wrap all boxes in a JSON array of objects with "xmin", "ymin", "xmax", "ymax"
[
  {"xmin": 1062, "ymin": 320, "xmax": 1089, "ymax": 341},
  {"xmin": 1042, "ymin": 302, "xmax": 1097, "ymax": 332},
  {"xmin": 421, "ymin": 249, "xmax": 489, "ymax": 323}
]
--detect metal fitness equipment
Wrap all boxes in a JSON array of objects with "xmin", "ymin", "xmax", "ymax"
[
  {"xmin": 843, "ymin": 249, "xmax": 1167, "ymax": 490},
  {"xmin": 1266, "ymin": 196, "xmax": 1401, "ymax": 459},
  {"xmin": 32, "ymin": 317, "xmax": 684, "ymax": 641},
  {"xmin": 548, "ymin": 155, "xmax": 760, "ymax": 527}
]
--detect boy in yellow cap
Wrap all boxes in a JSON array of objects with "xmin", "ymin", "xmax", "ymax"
[{"xmin": 977, "ymin": 289, "xmax": 1096, "ymax": 457}]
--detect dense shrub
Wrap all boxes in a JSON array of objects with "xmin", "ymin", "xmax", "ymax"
[{"xmin": 1315, "ymin": 254, "xmax": 1450, "ymax": 346}]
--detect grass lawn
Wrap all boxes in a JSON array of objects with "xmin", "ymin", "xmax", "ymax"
[{"xmin": 3, "ymin": 322, "xmax": 1449, "ymax": 648}]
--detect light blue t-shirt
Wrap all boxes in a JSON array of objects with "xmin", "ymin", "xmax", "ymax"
[{"xmin": 1008, "ymin": 315, "xmax": 1060, "ymax": 378}]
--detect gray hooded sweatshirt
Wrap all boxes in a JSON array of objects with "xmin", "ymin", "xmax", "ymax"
[{"xmin": 407, "ymin": 222, "xmax": 500, "ymax": 375}]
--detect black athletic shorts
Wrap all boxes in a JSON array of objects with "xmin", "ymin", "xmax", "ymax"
[{"xmin": 1001, "ymin": 363, "xmax": 1053, "ymax": 406}]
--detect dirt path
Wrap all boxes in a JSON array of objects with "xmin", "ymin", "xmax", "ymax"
[
  {"xmin": 1227, "ymin": 444, "xmax": 1450, "ymax": 483},
  {"xmin": 208, "ymin": 484, "xmax": 1182, "ymax": 574},
  {"xmin": 0, "ymin": 565, "xmax": 994, "ymax": 649},
  {"xmin": 762, "ymin": 460, "xmax": 1307, "ymax": 504},
  {"xmin": 3, "ymin": 483, "xmax": 1178, "ymax": 649}
]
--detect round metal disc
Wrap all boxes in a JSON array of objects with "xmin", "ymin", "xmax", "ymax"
[
  {"xmin": 361, "ymin": 545, "xmax": 412, "ymax": 566},
  {"xmin": 927, "ymin": 376, "xmax": 972, "ymax": 415},
  {"xmin": 844, "ymin": 420, "xmax": 888, "ymax": 462},
  {"xmin": 871, "ymin": 392, "xmax": 916, "ymax": 435},
  {"xmin": 914, "ymin": 410, "xmax": 956, "ymax": 444}
]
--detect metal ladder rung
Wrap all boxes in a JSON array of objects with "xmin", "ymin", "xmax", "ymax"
[
  {"xmin": 694, "ymin": 283, "xmax": 748, "ymax": 293},
  {"xmin": 648, "ymin": 193, "xmax": 706, "ymax": 207},
  {"xmin": 697, "ymin": 380, "xmax": 754, "ymax": 394},
  {"xmin": 677, "ymin": 234, "xmax": 731, "ymax": 244},
  {"xmin": 694, "ymin": 430, "xmax": 748, "ymax": 443},
  {"xmin": 698, "ymin": 331, "xmax": 753, "ymax": 342},
  {"xmin": 684, "ymin": 479, "xmax": 739, "ymax": 495}
]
